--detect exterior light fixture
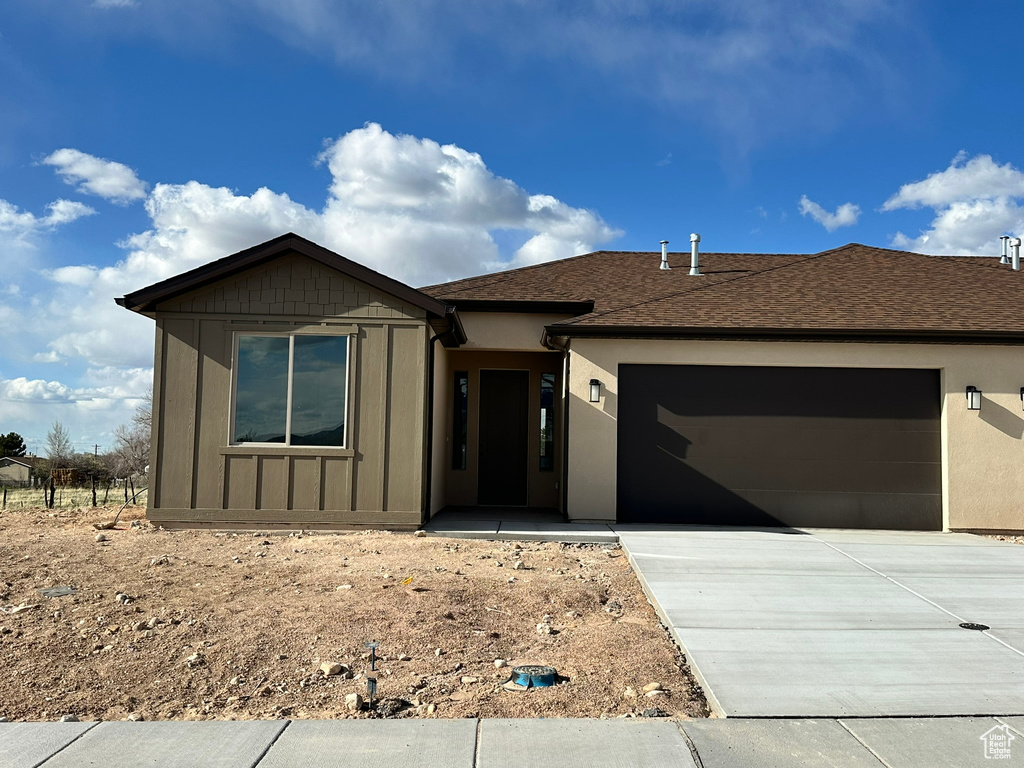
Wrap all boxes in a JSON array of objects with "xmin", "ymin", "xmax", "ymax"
[
  {"xmin": 966, "ymin": 386, "xmax": 982, "ymax": 411},
  {"xmin": 1020, "ymin": 387, "xmax": 1024, "ymax": 411},
  {"xmin": 589, "ymin": 379, "xmax": 601, "ymax": 403}
]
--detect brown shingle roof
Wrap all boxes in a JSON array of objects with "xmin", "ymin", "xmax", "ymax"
[{"xmin": 422, "ymin": 244, "xmax": 1024, "ymax": 340}]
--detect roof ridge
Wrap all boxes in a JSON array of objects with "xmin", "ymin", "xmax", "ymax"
[
  {"xmin": 557, "ymin": 250, "xmax": 831, "ymax": 327},
  {"xmin": 422, "ymin": 248, "xmax": 817, "ymax": 294}
]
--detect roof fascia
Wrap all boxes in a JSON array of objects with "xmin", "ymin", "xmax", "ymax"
[
  {"xmin": 444, "ymin": 299, "xmax": 595, "ymax": 316},
  {"xmin": 543, "ymin": 324, "xmax": 1024, "ymax": 345}
]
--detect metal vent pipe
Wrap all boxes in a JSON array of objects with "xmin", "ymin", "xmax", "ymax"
[
  {"xmin": 1011, "ymin": 237, "xmax": 1022, "ymax": 271},
  {"xmin": 1001, "ymin": 235, "xmax": 1011, "ymax": 264},
  {"xmin": 689, "ymin": 233, "xmax": 701, "ymax": 276},
  {"xmin": 660, "ymin": 240, "xmax": 670, "ymax": 270}
]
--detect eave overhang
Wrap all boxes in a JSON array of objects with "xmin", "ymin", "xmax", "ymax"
[{"xmin": 542, "ymin": 324, "xmax": 1024, "ymax": 346}]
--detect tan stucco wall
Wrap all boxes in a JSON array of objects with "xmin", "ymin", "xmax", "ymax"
[
  {"xmin": 148, "ymin": 254, "xmax": 430, "ymax": 527},
  {"xmin": 566, "ymin": 337, "xmax": 1024, "ymax": 531},
  {"xmin": 458, "ymin": 312, "xmax": 572, "ymax": 351},
  {"xmin": 0, "ymin": 461, "xmax": 30, "ymax": 485}
]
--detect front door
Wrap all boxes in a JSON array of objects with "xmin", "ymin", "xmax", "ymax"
[{"xmin": 478, "ymin": 369, "xmax": 529, "ymax": 505}]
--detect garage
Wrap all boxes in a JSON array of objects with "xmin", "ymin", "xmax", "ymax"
[{"xmin": 616, "ymin": 365, "xmax": 942, "ymax": 529}]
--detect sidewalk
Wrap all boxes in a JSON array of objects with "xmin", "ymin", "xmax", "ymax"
[{"xmin": 4, "ymin": 716, "xmax": 1023, "ymax": 767}]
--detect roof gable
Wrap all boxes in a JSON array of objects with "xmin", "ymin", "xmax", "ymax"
[
  {"xmin": 0, "ymin": 456, "xmax": 32, "ymax": 468},
  {"xmin": 117, "ymin": 233, "xmax": 449, "ymax": 320},
  {"xmin": 154, "ymin": 251, "xmax": 428, "ymax": 320}
]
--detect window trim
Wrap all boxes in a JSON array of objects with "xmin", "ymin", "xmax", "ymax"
[{"xmin": 228, "ymin": 330, "xmax": 353, "ymax": 449}]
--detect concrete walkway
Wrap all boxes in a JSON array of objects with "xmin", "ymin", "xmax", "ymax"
[
  {"xmin": 4, "ymin": 717, "xmax": 1024, "ymax": 767},
  {"xmin": 617, "ymin": 526, "xmax": 1024, "ymax": 718},
  {"xmin": 424, "ymin": 509, "xmax": 618, "ymax": 543}
]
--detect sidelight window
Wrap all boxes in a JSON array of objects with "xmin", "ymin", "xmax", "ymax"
[
  {"xmin": 452, "ymin": 371, "xmax": 468, "ymax": 470},
  {"xmin": 540, "ymin": 372, "xmax": 555, "ymax": 471}
]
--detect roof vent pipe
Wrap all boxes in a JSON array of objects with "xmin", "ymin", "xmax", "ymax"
[
  {"xmin": 1011, "ymin": 237, "xmax": 1022, "ymax": 272},
  {"xmin": 660, "ymin": 240, "xmax": 670, "ymax": 270},
  {"xmin": 1001, "ymin": 235, "xmax": 1011, "ymax": 265},
  {"xmin": 689, "ymin": 233, "xmax": 702, "ymax": 276}
]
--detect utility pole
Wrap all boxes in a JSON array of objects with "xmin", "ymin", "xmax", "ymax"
[{"xmin": 94, "ymin": 444, "xmax": 99, "ymax": 456}]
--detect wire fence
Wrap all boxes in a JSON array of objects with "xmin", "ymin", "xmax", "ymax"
[{"xmin": 0, "ymin": 480, "xmax": 146, "ymax": 510}]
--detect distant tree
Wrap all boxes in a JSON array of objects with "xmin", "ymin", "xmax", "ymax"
[
  {"xmin": 45, "ymin": 421, "xmax": 73, "ymax": 470},
  {"xmin": 112, "ymin": 423, "xmax": 149, "ymax": 479},
  {"xmin": 112, "ymin": 391, "xmax": 152, "ymax": 479},
  {"xmin": 132, "ymin": 389, "xmax": 152, "ymax": 435},
  {"xmin": 0, "ymin": 432, "xmax": 26, "ymax": 458}
]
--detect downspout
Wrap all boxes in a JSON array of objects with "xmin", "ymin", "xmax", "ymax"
[{"xmin": 424, "ymin": 329, "xmax": 444, "ymax": 522}]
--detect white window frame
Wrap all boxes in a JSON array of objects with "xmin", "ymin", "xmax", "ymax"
[{"xmin": 228, "ymin": 330, "xmax": 352, "ymax": 449}]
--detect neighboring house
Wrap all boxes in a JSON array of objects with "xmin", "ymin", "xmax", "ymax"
[
  {"xmin": 0, "ymin": 455, "xmax": 40, "ymax": 486},
  {"xmin": 118, "ymin": 233, "xmax": 1024, "ymax": 532}
]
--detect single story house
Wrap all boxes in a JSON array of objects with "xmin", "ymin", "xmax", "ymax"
[
  {"xmin": 0, "ymin": 455, "xmax": 40, "ymax": 486},
  {"xmin": 117, "ymin": 233, "xmax": 1024, "ymax": 533}
]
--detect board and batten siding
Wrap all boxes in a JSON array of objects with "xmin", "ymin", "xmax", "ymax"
[{"xmin": 148, "ymin": 252, "xmax": 430, "ymax": 527}]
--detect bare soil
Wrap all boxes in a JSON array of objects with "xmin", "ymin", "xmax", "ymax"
[
  {"xmin": 0, "ymin": 505, "xmax": 707, "ymax": 722},
  {"xmin": 987, "ymin": 534, "xmax": 1024, "ymax": 545}
]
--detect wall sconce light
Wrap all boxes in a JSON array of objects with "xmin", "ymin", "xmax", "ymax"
[
  {"xmin": 966, "ymin": 386, "xmax": 982, "ymax": 411},
  {"xmin": 589, "ymin": 379, "xmax": 601, "ymax": 403}
]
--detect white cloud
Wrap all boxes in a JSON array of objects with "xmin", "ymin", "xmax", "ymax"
[
  {"xmin": 883, "ymin": 152, "xmax": 1024, "ymax": 211},
  {"xmin": 0, "ymin": 377, "xmax": 75, "ymax": 402},
  {"xmin": 25, "ymin": 123, "xmax": 619, "ymax": 378},
  {"xmin": 315, "ymin": 124, "xmax": 619, "ymax": 280},
  {"xmin": 93, "ymin": 0, "xmax": 138, "ymax": 7},
  {"xmin": 884, "ymin": 153, "xmax": 1024, "ymax": 255},
  {"xmin": 0, "ymin": 370, "xmax": 152, "ymax": 454},
  {"xmin": 0, "ymin": 198, "xmax": 95, "ymax": 237},
  {"xmin": 42, "ymin": 148, "xmax": 148, "ymax": 204},
  {"xmin": 798, "ymin": 195, "xmax": 861, "ymax": 232}
]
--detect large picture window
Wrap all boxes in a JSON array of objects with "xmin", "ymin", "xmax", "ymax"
[{"xmin": 232, "ymin": 333, "xmax": 349, "ymax": 447}]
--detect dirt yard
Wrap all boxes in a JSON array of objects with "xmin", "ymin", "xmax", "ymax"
[
  {"xmin": 988, "ymin": 534, "xmax": 1024, "ymax": 545},
  {"xmin": 0, "ymin": 505, "xmax": 707, "ymax": 722}
]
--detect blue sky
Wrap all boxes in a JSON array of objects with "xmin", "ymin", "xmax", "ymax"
[{"xmin": 3, "ymin": 0, "xmax": 1024, "ymax": 454}]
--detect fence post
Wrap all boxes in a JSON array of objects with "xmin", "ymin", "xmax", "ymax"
[
  {"xmin": 91, "ymin": 475, "xmax": 97, "ymax": 507},
  {"xmin": 48, "ymin": 477, "xmax": 55, "ymax": 509},
  {"xmin": 2, "ymin": 487, "xmax": 6, "ymax": 509}
]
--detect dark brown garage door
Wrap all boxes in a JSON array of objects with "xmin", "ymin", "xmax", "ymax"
[{"xmin": 617, "ymin": 365, "xmax": 941, "ymax": 529}]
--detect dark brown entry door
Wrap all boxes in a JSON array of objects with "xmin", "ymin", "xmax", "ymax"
[
  {"xmin": 617, "ymin": 365, "xmax": 942, "ymax": 529},
  {"xmin": 478, "ymin": 370, "xmax": 529, "ymax": 506}
]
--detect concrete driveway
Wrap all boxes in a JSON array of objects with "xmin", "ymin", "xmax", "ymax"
[{"xmin": 616, "ymin": 526, "xmax": 1024, "ymax": 718}]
